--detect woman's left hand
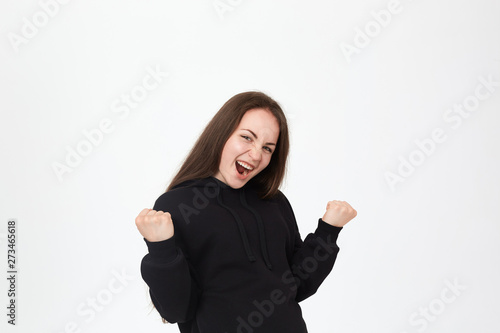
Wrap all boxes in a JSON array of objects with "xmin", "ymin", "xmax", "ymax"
[{"xmin": 322, "ymin": 200, "xmax": 357, "ymax": 227}]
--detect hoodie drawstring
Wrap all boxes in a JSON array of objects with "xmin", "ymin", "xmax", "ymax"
[
  {"xmin": 215, "ymin": 180, "xmax": 273, "ymax": 270},
  {"xmin": 240, "ymin": 189, "xmax": 273, "ymax": 270}
]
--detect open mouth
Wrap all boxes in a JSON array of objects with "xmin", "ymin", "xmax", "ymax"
[{"xmin": 235, "ymin": 160, "xmax": 254, "ymax": 176}]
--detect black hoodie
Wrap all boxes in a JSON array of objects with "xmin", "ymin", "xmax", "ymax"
[{"xmin": 140, "ymin": 176, "xmax": 343, "ymax": 333}]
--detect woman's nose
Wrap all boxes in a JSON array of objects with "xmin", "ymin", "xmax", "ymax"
[{"xmin": 248, "ymin": 146, "xmax": 262, "ymax": 162}]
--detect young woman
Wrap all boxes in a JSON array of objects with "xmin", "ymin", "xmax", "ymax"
[{"xmin": 135, "ymin": 91, "xmax": 357, "ymax": 333}]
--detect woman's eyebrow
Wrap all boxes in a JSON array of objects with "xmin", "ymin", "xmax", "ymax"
[{"xmin": 242, "ymin": 129, "xmax": 276, "ymax": 146}]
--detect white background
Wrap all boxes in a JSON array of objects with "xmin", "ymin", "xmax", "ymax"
[{"xmin": 1, "ymin": 0, "xmax": 499, "ymax": 332}]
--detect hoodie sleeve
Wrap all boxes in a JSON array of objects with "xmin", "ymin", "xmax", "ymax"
[
  {"xmin": 280, "ymin": 192, "xmax": 343, "ymax": 303},
  {"xmin": 139, "ymin": 198, "xmax": 201, "ymax": 323}
]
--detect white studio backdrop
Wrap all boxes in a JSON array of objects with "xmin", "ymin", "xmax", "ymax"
[{"xmin": 1, "ymin": 0, "xmax": 499, "ymax": 332}]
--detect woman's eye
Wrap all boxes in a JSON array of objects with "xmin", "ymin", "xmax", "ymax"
[{"xmin": 241, "ymin": 135, "xmax": 272, "ymax": 153}]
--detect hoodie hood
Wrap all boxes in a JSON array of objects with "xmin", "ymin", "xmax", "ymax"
[{"xmin": 172, "ymin": 176, "xmax": 273, "ymax": 270}]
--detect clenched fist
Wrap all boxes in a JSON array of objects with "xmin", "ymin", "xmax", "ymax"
[
  {"xmin": 322, "ymin": 200, "xmax": 357, "ymax": 228},
  {"xmin": 135, "ymin": 208, "xmax": 175, "ymax": 242}
]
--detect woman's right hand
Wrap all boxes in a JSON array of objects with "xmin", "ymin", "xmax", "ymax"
[{"xmin": 135, "ymin": 208, "xmax": 175, "ymax": 242}]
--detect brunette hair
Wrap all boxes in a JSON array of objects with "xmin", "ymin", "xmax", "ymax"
[{"xmin": 165, "ymin": 91, "xmax": 290, "ymax": 199}]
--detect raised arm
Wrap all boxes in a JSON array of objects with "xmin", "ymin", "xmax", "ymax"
[
  {"xmin": 281, "ymin": 194, "xmax": 357, "ymax": 302},
  {"xmin": 136, "ymin": 207, "xmax": 201, "ymax": 323}
]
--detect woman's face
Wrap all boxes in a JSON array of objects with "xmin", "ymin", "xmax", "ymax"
[{"xmin": 214, "ymin": 108, "xmax": 280, "ymax": 189}]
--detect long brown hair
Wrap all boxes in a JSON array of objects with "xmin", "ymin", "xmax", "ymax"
[{"xmin": 165, "ymin": 91, "xmax": 290, "ymax": 199}]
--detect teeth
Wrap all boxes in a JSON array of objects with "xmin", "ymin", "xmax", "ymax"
[{"xmin": 237, "ymin": 161, "xmax": 254, "ymax": 171}]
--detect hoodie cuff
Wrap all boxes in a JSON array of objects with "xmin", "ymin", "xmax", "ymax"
[
  {"xmin": 143, "ymin": 235, "xmax": 179, "ymax": 262},
  {"xmin": 315, "ymin": 218, "xmax": 343, "ymax": 239}
]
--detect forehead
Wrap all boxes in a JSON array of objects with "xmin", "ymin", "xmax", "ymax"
[{"xmin": 237, "ymin": 108, "xmax": 280, "ymax": 137}]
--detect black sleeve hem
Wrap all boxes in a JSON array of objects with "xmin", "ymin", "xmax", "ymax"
[
  {"xmin": 316, "ymin": 218, "xmax": 343, "ymax": 239},
  {"xmin": 143, "ymin": 235, "xmax": 178, "ymax": 262}
]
